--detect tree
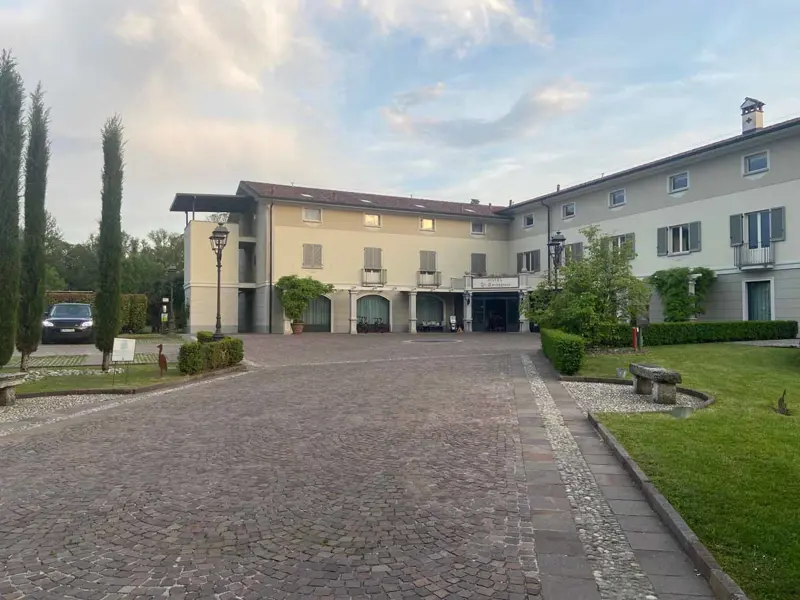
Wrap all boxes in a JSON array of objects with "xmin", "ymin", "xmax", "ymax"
[
  {"xmin": 0, "ymin": 51, "xmax": 25, "ymax": 367},
  {"xmin": 649, "ymin": 267, "xmax": 716, "ymax": 321},
  {"xmin": 275, "ymin": 275, "xmax": 334, "ymax": 325},
  {"xmin": 17, "ymin": 83, "xmax": 50, "ymax": 371},
  {"xmin": 525, "ymin": 226, "xmax": 650, "ymax": 345},
  {"xmin": 95, "ymin": 116, "xmax": 125, "ymax": 371}
]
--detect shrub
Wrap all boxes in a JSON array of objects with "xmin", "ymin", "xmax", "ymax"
[
  {"xmin": 541, "ymin": 328, "xmax": 585, "ymax": 375},
  {"xmin": 649, "ymin": 267, "xmax": 716, "ymax": 321},
  {"xmin": 642, "ymin": 320, "xmax": 798, "ymax": 346},
  {"xmin": 196, "ymin": 330, "xmax": 214, "ymax": 343},
  {"xmin": 275, "ymin": 275, "xmax": 334, "ymax": 323},
  {"xmin": 45, "ymin": 291, "xmax": 147, "ymax": 333},
  {"xmin": 178, "ymin": 336, "xmax": 244, "ymax": 375}
]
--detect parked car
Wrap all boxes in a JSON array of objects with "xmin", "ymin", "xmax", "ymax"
[{"xmin": 42, "ymin": 303, "xmax": 95, "ymax": 344}]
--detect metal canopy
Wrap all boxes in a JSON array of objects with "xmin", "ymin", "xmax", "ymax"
[{"xmin": 169, "ymin": 193, "xmax": 254, "ymax": 214}]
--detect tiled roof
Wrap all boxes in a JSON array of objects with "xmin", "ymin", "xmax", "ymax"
[{"xmin": 239, "ymin": 181, "xmax": 508, "ymax": 219}]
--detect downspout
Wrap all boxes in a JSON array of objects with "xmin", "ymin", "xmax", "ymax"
[
  {"xmin": 268, "ymin": 200, "xmax": 274, "ymax": 334},
  {"xmin": 540, "ymin": 199, "xmax": 552, "ymax": 284}
]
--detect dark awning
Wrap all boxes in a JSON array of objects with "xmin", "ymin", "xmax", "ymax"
[{"xmin": 170, "ymin": 193, "xmax": 255, "ymax": 213}]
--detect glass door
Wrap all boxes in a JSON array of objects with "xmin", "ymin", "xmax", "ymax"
[{"xmin": 746, "ymin": 281, "xmax": 772, "ymax": 321}]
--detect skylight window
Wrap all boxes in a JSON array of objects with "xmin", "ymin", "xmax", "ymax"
[
  {"xmin": 464, "ymin": 208, "xmax": 475, "ymax": 213},
  {"xmin": 301, "ymin": 193, "xmax": 313, "ymax": 198},
  {"xmin": 360, "ymin": 198, "xmax": 372, "ymax": 203},
  {"xmin": 415, "ymin": 204, "xmax": 426, "ymax": 208}
]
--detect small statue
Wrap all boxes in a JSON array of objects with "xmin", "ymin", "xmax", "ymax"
[
  {"xmin": 157, "ymin": 344, "xmax": 168, "ymax": 377},
  {"xmin": 775, "ymin": 389, "xmax": 789, "ymax": 415}
]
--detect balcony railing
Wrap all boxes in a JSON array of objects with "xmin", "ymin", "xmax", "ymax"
[
  {"xmin": 417, "ymin": 271, "xmax": 442, "ymax": 287},
  {"xmin": 362, "ymin": 268, "xmax": 387, "ymax": 286},
  {"xmin": 735, "ymin": 245, "xmax": 774, "ymax": 269}
]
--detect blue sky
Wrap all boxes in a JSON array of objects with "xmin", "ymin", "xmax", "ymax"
[{"xmin": 2, "ymin": 0, "xmax": 800, "ymax": 240}]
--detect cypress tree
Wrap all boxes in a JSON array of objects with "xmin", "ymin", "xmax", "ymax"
[
  {"xmin": 95, "ymin": 116, "xmax": 125, "ymax": 371},
  {"xmin": 17, "ymin": 84, "xmax": 50, "ymax": 371},
  {"xmin": 0, "ymin": 51, "xmax": 25, "ymax": 368}
]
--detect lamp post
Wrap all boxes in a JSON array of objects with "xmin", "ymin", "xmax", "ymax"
[
  {"xmin": 547, "ymin": 230, "xmax": 566, "ymax": 290},
  {"xmin": 209, "ymin": 223, "xmax": 229, "ymax": 341},
  {"xmin": 166, "ymin": 265, "xmax": 177, "ymax": 334}
]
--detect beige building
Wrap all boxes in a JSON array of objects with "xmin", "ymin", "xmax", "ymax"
[{"xmin": 172, "ymin": 99, "xmax": 800, "ymax": 334}]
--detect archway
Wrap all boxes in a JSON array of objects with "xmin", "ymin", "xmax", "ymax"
[
  {"xmin": 302, "ymin": 295, "xmax": 332, "ymax": 332},
  {"xmin": 357, "ymin": 295, "xmax": 390, "ymax": 330},
  {"xmin": 417, "ymin": 294, "xmax": 444, "ymax": 325}
]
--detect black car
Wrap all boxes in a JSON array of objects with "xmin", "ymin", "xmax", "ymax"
[{"xmin": 42, "ymin": 303, "xmax": 95, "ymax": 344}]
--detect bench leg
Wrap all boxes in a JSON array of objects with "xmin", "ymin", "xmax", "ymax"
[
  {"xmin": 632, "ymin": 375, "xmax": 652, "ymax": 395},
  {"xmin": 653, "ymin": 382, "xmax": 677, "ymax": 405},
  {"xmin": 0, "ymin": 386, "xmax": 16, "ymax": 407}
]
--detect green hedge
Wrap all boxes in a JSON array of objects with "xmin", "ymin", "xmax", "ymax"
[
  {"xmin": 178, "ymin": 337, "xmax": 244, "ymax": 375},
  {"xmin": 541, "ymin": 328, "xmax": 585, "ymax": 375},
  {"xmin": 642, "ymin": 320, "xmax": 798, "ymax": 346},
  {"xmin": 196, "ymin": 330, "xmax": 214, "ymax": 343},
  {"xmin": 45, "ymin": 291, "xmax": 148, "ymax": 333}
]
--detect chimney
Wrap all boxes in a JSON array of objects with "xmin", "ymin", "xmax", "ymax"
[
  {"xmin": 741, "ymin": 97, "xmax": 765, "ymax": 134},
  {"xmin": 556, "ymin": 184, "xmax": 561, "ymax": 191},
  {"xmin": 508, "ymin": 199, "xmax": 512, "ymax": 207}
]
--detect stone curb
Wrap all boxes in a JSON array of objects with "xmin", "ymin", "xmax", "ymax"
[
  {"xmin": 586, "ymin": 413, "xmax": 749, "ymax": 600},
  {"xmin": 559, "ymin": 375, "xmax": 716, "ymax": 409},
  {"xmin": 16, "ymin": 365, "xmax": 248, "ymax": 399}
]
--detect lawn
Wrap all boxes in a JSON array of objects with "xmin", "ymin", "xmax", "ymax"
[
  {"xmin": 6, "ymin": 364, "xmax": 186, "ymax": 394},
  {"xmin": 581, "ymin": 344, "xmax": 800, "ymax": 600}
]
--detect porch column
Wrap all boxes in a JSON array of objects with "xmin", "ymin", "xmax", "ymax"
[
  {"xmin": 349, "ymin": 290, "xmax": 358, "ymax": 334},
  {"xmin": 518, "ymin": 290, "xmax": 531, "ymax": 333},
  {"xmin": 464, "ymin": 292, "xmax": 473, "ymax": 332},
  {"xmin": 408, "ymin": 291, "xmax": 418, "ymax": 334}
]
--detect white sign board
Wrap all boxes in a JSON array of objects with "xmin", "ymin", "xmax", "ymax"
[
  {"xmin": 111, "ymin": 338, "xmax": 136, "ymax": 363},
  {"xmin": 472, "ymin": 276, "xmax": 519, "ymax": 290}
]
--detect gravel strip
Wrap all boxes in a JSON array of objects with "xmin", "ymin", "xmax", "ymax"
[
  {"xmin": 563, "ymin": 381, "xmax": 705, "ymax": 413},
  {"xmin": 521, "ymin": 355, "xmax": 657, "ymax": 600},
  {"xmin": 0, "ymin": 393, "xmax": 117, "ymax": 424}
]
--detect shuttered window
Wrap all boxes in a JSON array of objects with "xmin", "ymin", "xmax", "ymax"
[
  {"xmin": 364, "ymin": 247, "xmax": 382, "ymax": 269},
  {"xmin": 471, "ymin": 253, "xmax": 487, "ymax": 276},
  {"xmin": 657, "ymin": 221, "xmax": 701, "ymax": 255},
  {"xmin": 770, "ymin": 207, "xmax": 785, "ymax": 241},
  {"xmin": 731, "ymin": 207, "xmax": 785, "ymax": 248},
  {"xmin": 611, "ymin": 233, "xmax": 636, "ymax": 258},
  {"xmin": 517, "ymin": 250, "xmax": 541, "ymax": 273},
  {"xmin": 565, "ymin": 242, "xmax": 583, "ymax": 264},
  {"xmin": 302, "ymin": 244, "xmax": 323, "ymax": 268},
  {"xmin": 420, "ymin": 251, "xmax": 437, "ymax": 272}
]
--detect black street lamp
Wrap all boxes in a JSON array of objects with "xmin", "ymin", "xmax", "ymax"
[
  {"xmin": 209, "ymin": 223, "xmax": 230, "ymax": 341},
  {"xmin": 547, "ymin": 230, "xmax": 566, "ymax": 289},
  {"xmin": 166, "ymin": 265, "xmax": 177, "ymax": 334}
]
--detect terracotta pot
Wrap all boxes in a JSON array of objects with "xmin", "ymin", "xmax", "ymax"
[{"xmin": 291, "ymin": 322, "xmax": 304, "ymax": 335}]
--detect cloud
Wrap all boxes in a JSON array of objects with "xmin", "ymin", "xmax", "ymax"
[{"xmin": 385, "ymin": 78, "xmax": 590, "ymax": 146}]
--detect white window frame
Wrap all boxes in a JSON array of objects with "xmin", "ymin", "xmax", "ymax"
[
  {"xmin": 471, "ymin": 221, "xmax": 486, "ymax": 235},
  {"xmin": 364, "ymin": 213, "xmax": 381, "ymax": 228},
  {"xmin": 611, "ymin": 234, "xmax": 627, "ymax": 250},
  {"xmin": 302, "ymin": 207, "xmax": 322, "ymax": 223},
  {"xmin": 608, "ymin": 189, "xmax": 626, "ymax": 208},
  {"xmin": 743, "ymin": 150, "xmax": 769, "ymax": 176},
  {"xmin": 745, "ymin": 210, "xmax": 771, "ymax": 249},
  {"xmin": 523, "ymin": 213, "xmax": 535, "ymax": 229},
  {"xmin": 562, "ymin": 202, "xmax": 576, "ymax": 220},
  {"xmin": 668, "ymin": 171, "xmax": 690, "ymax": 193},
  {"xmin": 420, "ymin": 217, "xmax": 436, "ymax": 232},
  {"xmin": 520, "ymin": 250, "xmax": 540, "ymax": 273},
  {"xmin": 668, "ymin": 223, "xmax": 690, "ymax": 255}
]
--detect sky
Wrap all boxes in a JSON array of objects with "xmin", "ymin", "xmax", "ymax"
[{"xmin": 3, "ymin": 0, "xmax": 800, "ymax": 242}]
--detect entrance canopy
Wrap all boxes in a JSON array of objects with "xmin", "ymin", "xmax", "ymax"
[{"xmin": 170, "ymin": 193, "xmax": 255, "ymax": 215}]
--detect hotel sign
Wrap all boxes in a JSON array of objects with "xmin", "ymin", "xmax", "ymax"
[{"xmin": 472, "ymin": 276, "xmax": 519, "ymax": 289}]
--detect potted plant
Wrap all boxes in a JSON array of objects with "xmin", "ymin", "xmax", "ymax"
[{"xmin": 275, "ymin": 275, "xmax": 334, "ymax": 335}]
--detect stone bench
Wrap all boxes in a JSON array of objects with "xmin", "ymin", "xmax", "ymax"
[
  {"xmin": 629, "ymin": 363, "xmax": 682, "ymax": 405},
  {"xmin": 0, "ymin": 373, "xmax": 27, "ymax": 407}
]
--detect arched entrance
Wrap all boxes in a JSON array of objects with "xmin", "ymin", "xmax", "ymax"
[
  {"xmin": 302, "ymin": 295, "xmax": 331, "ymax": 332},
  {"xmin": 417, "ymin": 294, "xmax": 444, "ymax": 327},
  {"xmin": 357, "ymin": 295, "xmax": 390, "ymax": 330}
]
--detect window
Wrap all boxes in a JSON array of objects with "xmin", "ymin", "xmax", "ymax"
[
  {"xmin": 657, "ymin": 222, "xmax": 701, "ymax": 256},
  {"xmin": 565, "ymin": 242, "xmax": 583, "ymax": 264},
  {"xmin": 471, "ymin": 222, "xmax": 486, "ymax": 235},
  {"xmin": 669, "ymin": 172, "xmax": 689, "ymax": 193},
  {"xmin": 420, "ymin": 217, "xmax": 436, "ymax": 231},
  {"xmin": 364, "ymin": 213, "xmax": 381, "ymax": 227},
  {"xmin": 420, "ymin": 250, "xmax": 437, "ymax": 272},
  {"xmin": 523, "ymin": 214, "xmax": 535, "ymax": 228},
  {"xmin": 302, "ymin": 244, "xmax": 323, "ymax": 268},
  {"xmin": 516, "ymin": 250, "xmax": 541, "ymax": 273},
  {"xmin": 303, "ymin": 207, "xmax": 322, "ymax": 222},
  {"xmin": 611, "ymin": 233, "xmax": 635, "ymax": 253},
  {"xmin": 364, "ymin": 247, "xmax": 382, "ymax": 269},
  {"xmin": 562, "ymin": 202, "xmax": 576, "ymax": 219},
  {"xmin": 744, "ymin": 151, "xmax": 769, "ymax": 175},
  {"xmin": 608, "ymin": 189, "xmax": 626, "ymax": 208},
  {"xmin": 730, "ymin": 207, "xmax": 785, "ymax": 248},
  {"xmin": 470, "ymin": 253, "xmax": 487, "ymax": 276}
]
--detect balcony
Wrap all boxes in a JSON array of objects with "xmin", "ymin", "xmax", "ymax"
[
  {"xmin": 735, "ymin": 245, "xmax": 774, "ymax": 269},
  {"xmin": 417, "ymin": 271, "xmax": 442, "ymax": 287},
  {"xmin": 362, "ymin": 268, "xmax": 387, "ymax": 286}
]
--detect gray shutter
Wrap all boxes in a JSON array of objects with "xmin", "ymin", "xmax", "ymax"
[
  {"xmin": 471, "ymin": 253, "xmax": 487, "ymax": 275},
  {"xmin": 573, "ymin": 242, "xmax": 584, "ymax": 262},
  {"xmin": 420, "ymin": 250, "xmax": 436, "ymax": 271},
  {"xmin": 730, "ymin": 214, "xmax": 743, "ymax": 246},
  {"xmin": 657, "ymin": 227, "xmax": 668, "ymax": 256},
  {"xmin": 313, "ymin": 244, "xmax": 323, "ymax": 267},
  {"xmin": 770, "ymin": 207, "xmax": 786, "ymax": 241},
  {"xmin": 365, "ymin": 247, "xmax": 382, "ymax": 269},
  {"xmin": 302, "ymin": 244, "xmax": 313, "ymax": 267},
  {"xmin": 688, "ymin": 221, "xmax": 702, "ymax": 252},
  {"xmin": 516, "ymin": 253, "xmax": 524, "ymax": 273},
  {"xmin": 626, "ymin": 233, "xmax": 635, "ymax": 254},
  {"xmin": 532, "ymin": 250, "xmax": 541, "ymax": 272}
]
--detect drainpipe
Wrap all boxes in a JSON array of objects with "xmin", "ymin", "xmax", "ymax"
[
  {"xmin": 268, "ymin": 200, "xmax": 274, "ymax": 334},
  {"xmin": 540, "ymin": 199, "xmax": 552, "ymax": 285}
]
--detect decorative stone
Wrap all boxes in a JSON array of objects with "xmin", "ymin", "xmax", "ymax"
[
  {"xmin": 632, "ymin": 375, "xmax": 652, "ymax": 395},
  {"xmin": 653, "ymin": 381, "xmax": 677, "ymax": 405},
  {"xmin": 0, "ymin": 373, "xmax": 26, "ymax": 407},
  {"xmin": 628, "ymin": 363, "xmax": 682, "ymax": 385},
  {"xmin": 629, "ymin": 363, "xmax": 681, "ymax": 404}
]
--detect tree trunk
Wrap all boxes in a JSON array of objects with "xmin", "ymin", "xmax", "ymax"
[
  {"xmin": 102, "ymin": 350, "xmax": 111, "ymax": 372},
  {"xmin": 20, "ymin": 351, "xmax": 30, "ymax": 372}
]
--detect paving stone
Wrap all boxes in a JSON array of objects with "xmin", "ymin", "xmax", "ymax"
[
  {"xmin": 616, "ymin": 516, "xmax": 668, "ymax": 534},
  {"xmin": 535, "ymin": 555, "xmax": 594, "ymax": 580},
  {"xmin": 598, "ymin": 486, "xmax": 642, "ymax": 501},
  {"xmin": 539, "ymin": 575, "xmax": 602, "ymax": 600},
  {"xmin": 607, "ymin": 500, "xmax": 655, "ymax": 516},
  {"xmin": 625, "ymin": 532, "xmax": 681, "ymax": 552},
  {"xmin": 648, "ymin": 574, "xmax": 717, "ymax": 596},
  {"xmin": 634, "ymin": 551, "xmax": 698, "ymax": 577}
]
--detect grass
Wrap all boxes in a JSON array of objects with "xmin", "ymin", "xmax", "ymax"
[
  {"xmin": 119, "ymin": 333, "xmax": 185, "ymax": 342},
  {"xmin": 8, "ymin": 364, "xmax": 186, "ymax": 394},
  {"xmin": 581, "ymin": 344, "xmax": 800, "ymax": 600}
]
